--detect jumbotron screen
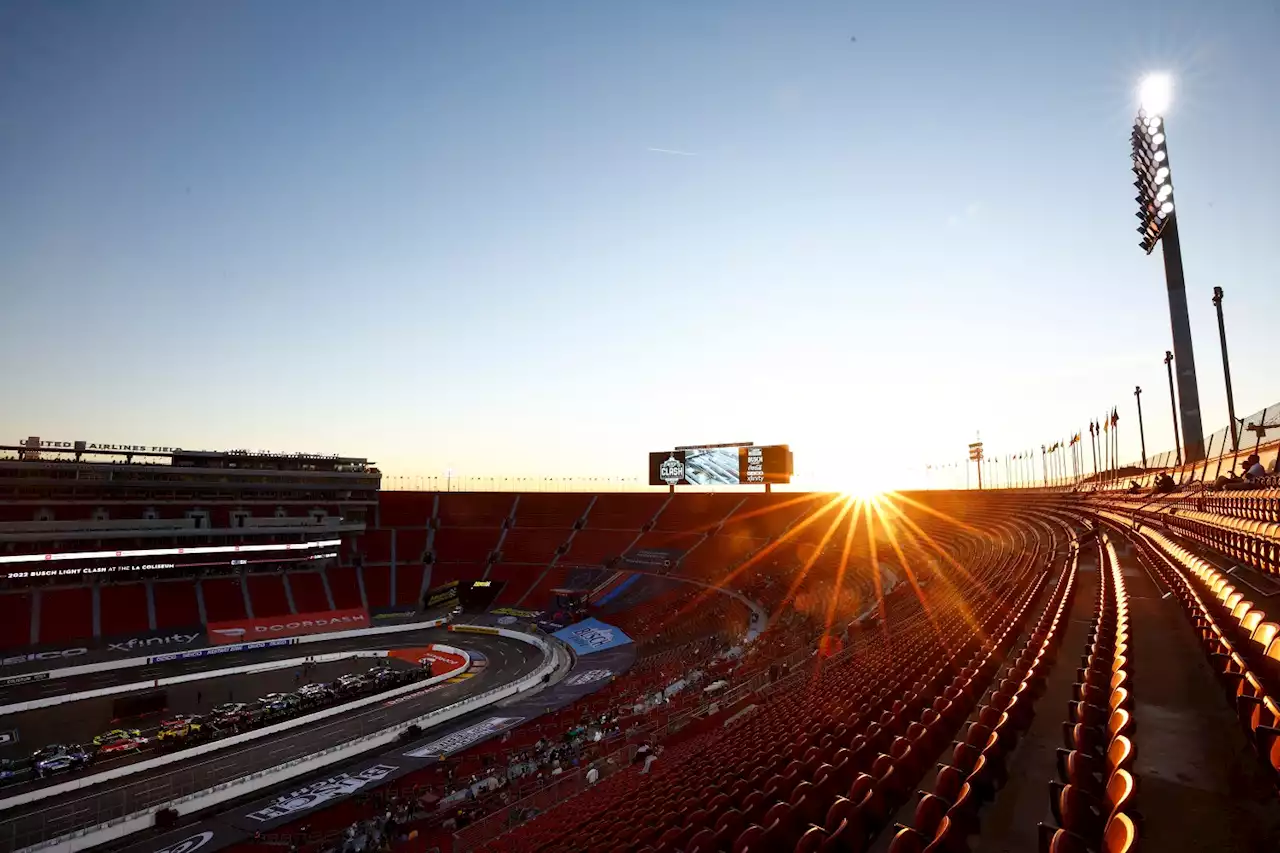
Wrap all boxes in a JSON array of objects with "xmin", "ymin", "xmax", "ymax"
[{"xmin": 648, "ymin": 445, "xmax": 792, "ymax": 486}]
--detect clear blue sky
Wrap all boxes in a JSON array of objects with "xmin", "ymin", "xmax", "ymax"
[{"xmin": 2, "ymin": 0, "xmax": 1277, "ymax": 492}]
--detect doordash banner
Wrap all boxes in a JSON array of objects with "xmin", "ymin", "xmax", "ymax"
[{"xmin": 206, "ymin": 607, "xmax": 369, "ymax": 645}]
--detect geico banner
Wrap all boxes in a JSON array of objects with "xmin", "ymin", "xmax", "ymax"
[
  {"xmin": 448, "ymin": 624, "xmax": 499, "ymax": 635},
  {"xmin": 206, "ymin": 608, "xmax": 369, "ymax": 646}
]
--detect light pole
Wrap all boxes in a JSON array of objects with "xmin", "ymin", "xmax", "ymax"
[
  {"xmin": 1132, "ymin": 74, "xmax": 1206, "ymax": 462},
  {"xmin": 1134, "ymin": 386, "xmax": 1148, "ymax": 469},
  {"xmin": 1165, "ymin": 350, "xmax": 1183, "ymax": 466},
  {"xmin": 1211, "ymin": 286, "xmax": 1240, "ymax": 454}
]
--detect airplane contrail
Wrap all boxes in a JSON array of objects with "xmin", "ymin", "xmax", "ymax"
[{"xmin": 647, "ymin": 147, "xmax": 698, "ymax": 156}]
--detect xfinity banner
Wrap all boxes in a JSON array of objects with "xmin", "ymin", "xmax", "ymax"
[
  {"xmin": 551, "ymin": 618, "xmax": 633, "ymax": 656},
  {"xmin": 0, "ymin": 626, "xmax": 206, "ymax": 676},
  {"xmin": 206, "ymin": 607, "xmax": 368, "ymax": 646}
]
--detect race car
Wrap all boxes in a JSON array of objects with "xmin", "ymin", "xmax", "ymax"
[
  {"xmin": 92, "ymin": 729, "xmax": 149, "ymax": 755},
  {"xmin": 366, "ymin": 666, "xmax": 398, "ymax": 685},
  {"xmin": 258, "ymin": 693, "xmax": 302, "ymax": 714},
  {"xmin": 210, "ymin": 702, "xmax": 259, "ymax": 728},
  {"xmin": 335, "ymin": 673, "xmax": 368, "ymax": 692},
  {"xmin": 296, "ymin": 682, "xmax": 335, "ymax": 704},
  {"xmin": 31, "ymin": 744, "xmax": 92, "ymax": 777},
  {"xmin": 155, "ymin": 715, "xmax": 204, "ymax": 743},
  {"xmin": 0, "ymin": 758, "xmax": 34, "ymax": 787}
]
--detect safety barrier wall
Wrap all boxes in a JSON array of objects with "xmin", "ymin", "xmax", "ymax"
[
  {"xmin": 0, "ymin": 646, "xmax": 470, "ymax": 813},
  {"xmin": 0, "ymin": 650, "xmax": 392, "ymax": 716},
  {"xmin": 19, "ymin": 629, "xmax": 556, "ymax": 853}
]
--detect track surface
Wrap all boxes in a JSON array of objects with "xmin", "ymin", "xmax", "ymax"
[
  {"xmin": 0, "ymin": 631, "xmax": 541, "ymax": 851},
  {"xmin": 2, "ymin": 657, "xmax": 417, "ymax": 762}
]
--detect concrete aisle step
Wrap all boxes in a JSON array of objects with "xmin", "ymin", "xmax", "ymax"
[
  {"xmin": 971, "ymin": 543, "xmax": 1101, "ymax": 853},
  {"xmin": 1115, "ymin": 533, "xmax": 1280, "ymax": 852}
]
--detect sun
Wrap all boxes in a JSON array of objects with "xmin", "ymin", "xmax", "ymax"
[{"xmin": 840, "ymin": 488, "xmax": 885, "ymax": 505}]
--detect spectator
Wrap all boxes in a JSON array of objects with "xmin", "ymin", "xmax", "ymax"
[
  {"xmin": 1244, "ymin": 454, "xmax": 1267, "ymax": 481},
  {"xmin": 586, "ymin": 763, "xmax": 600, "ymax": 785}
]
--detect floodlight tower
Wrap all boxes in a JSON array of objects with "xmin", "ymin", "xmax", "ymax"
[{"xmin": 1132, "ymin": 74, "xmax": 1205, "ymax": 463}]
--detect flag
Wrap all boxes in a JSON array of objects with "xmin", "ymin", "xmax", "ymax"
[{"xmin": 1111, "ymin": 407, "xmax": 1119, "ymax": 427}]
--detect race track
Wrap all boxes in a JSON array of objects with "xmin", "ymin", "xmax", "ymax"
[{"xmin": 0, "ymin": 630, "xmax": 542, "ymax": 851}]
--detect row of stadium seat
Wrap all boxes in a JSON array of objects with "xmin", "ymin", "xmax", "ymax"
[
  {"xmin": 481, "ymin": 509, "xmax": 1048, "ymax": 853},
  {"xmin": 1036, "ymin": 532, "xmax": 1137, "ymax": 852}
]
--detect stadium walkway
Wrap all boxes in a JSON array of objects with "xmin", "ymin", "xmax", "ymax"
[{"xmin": 971, "ymin": 531, "xmax": 1280, "ymax": 852}]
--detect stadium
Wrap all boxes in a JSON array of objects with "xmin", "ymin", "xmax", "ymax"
[
  {"xmin": 2, "ymin": 415, "xmax": 1279, "ymax": 853},
  {"xmin": 3, "ymin": 5, "xmax": 1280, "ymax": 853}
]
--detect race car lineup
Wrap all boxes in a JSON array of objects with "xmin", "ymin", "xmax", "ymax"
[{"xmin": 0, "ymin": 663, "xmax": 436, "ymax": 788}]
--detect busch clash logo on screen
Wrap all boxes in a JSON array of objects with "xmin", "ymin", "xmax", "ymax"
[
  {"xmin": 244, "ymin": 765, "xmax": 399, "ymax": 822},
  {"xmin": 659, "ymin": 453, "xmax": 685, "ymax": 486}
]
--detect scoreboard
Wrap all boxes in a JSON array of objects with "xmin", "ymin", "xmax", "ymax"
[{"xmin": 649, "ymin": 444, "xmax": 792, "ymax": 486}]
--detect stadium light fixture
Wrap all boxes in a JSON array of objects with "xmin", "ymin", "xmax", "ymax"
[
  {"xmin": 1129, "ymin": 72, "xmax": 1205, "ymax": 463},
  {"xmin": 1138, "ymin": 73, "xmax": 1173, "ymax": 116}
]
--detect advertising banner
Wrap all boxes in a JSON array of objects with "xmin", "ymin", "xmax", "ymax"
[
  {"xmin": 490, "ymin": 606, "xmax": 542, "ymax": 619},
  {"xmin": 370, "ymin": 604, "xmax": 424, "ymax": 623},
  {"xmin": 206, "ymin": 608, "xmax": 368, "ymax": 646},
  {"xmin": 402, "ymin": 717, "xmax": 527, "ymax": 759},
  {"xmin": 551, "ymin": 618, "xmax": 633, "ymax": 656},
  {"xmin": 425, "ymin": 579, "xmax": 459, "ymax": 608},
  {"xmin": 449, "ymin": 624, "xmax": 499, "ymax": 636},
  {"xmin": 149, "ymin": 637, "xmax": 295, "ymax": 664},
  {"xmin": 622, "ymin": 547, "xmax": 685, "ymax": 570},
  {"xmin": 241, "ymin": 764, "xmax": 402, "ymax": 824},
  {"xmin": 0, "ymin": 626, "xmax": 207, "ymax": 676}
]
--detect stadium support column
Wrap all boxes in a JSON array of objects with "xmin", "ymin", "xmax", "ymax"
[
  {"xmin": 1165, "ymin": 350, "xmax": 1183, "ymax": 465},
  {"xmin": 1159, "ymin": 218, "xmax": 1205, "ymax": 462},
  {"xmin": 1211, "ymin": 287, "xmax": 1240, "ymax": 454},
  {"xmin": 1134, "ymin": 386, "xmax": 1148, "ymax": 469}
]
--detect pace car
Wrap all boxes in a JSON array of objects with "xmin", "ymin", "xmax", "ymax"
[
  {"xmin": 92, "ymin": 729, "xmax": 149, "ymax": 755},
  {"xmin": 156, "ymin": 715, "xmax": 204, "ymax": 743},
  {"xmin": 32, "ymin": 744, "xmax": 92, "ymax": 777}
]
